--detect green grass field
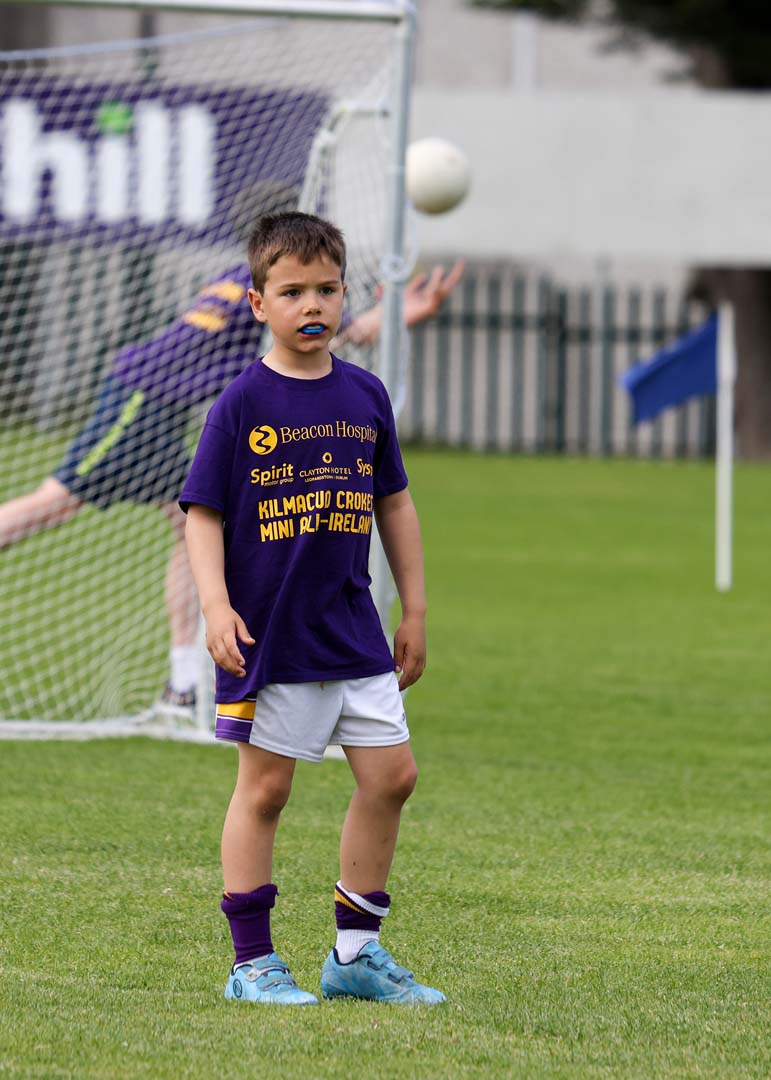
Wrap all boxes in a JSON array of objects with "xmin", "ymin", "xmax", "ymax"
[{"xmin": 2, "ymin": 449, "xmax": 771, "ymax": 1079}]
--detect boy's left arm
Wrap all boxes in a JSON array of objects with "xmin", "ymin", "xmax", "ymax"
[{"xmin": 374, "ymin": 487, "xmax": 427, "ymax": 690}]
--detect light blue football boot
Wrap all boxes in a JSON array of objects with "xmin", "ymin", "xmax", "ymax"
[
  {"xmin": 225, "ymin": 953, "xmax": 319, "ymax": 1005},
  {"xmin": 320, "ymin": 942, "xmax": 446, "ymax": 1004}
]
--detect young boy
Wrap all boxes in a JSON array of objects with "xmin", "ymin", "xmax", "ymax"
[
  {"xmin": 181, "ymin": 212, "xmax": 445, "ymax": 1006},
  {"xmin": 0, "ymin": 177, "xmax": 462, "ymax": 715}
]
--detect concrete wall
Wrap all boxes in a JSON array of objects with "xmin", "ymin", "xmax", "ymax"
[{"xmin": 410, "ymin": 87, "xmax": 771, "ymax": 268}]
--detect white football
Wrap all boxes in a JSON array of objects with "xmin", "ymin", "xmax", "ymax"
[{"xmin": 406, "ymin": 137, "xmax": 471, "ymax": 215}]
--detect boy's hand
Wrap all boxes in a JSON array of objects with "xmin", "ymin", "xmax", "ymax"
[
  {"xmin": 204, "ymin": 601, "xmax": 255, "ymax": 677},
  {"xmin": 393, "ymin": 613, "xmax": 426, "ymax": 691}
]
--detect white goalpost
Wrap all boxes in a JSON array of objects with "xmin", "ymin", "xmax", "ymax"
[{"xmin": 0, "ymin": 0, "xmax": 415, "ymax": 740}]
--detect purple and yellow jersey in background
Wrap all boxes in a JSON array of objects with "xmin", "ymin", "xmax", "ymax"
[
  {"xmin": 110, "ymin": 264, "xmax": 259, "ymax": 407},
  {"xmin": 111, "ymin": 262, "xmax": 356, "ymax": 409}
]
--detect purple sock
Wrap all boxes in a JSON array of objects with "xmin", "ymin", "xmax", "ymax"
[
  {"xmin": 334, "ymin": 882, "xmax": 390, "ymax": 932},
  {"xmin": 221, "ymin": 883, "xmax": 278, "ymax": 966}
]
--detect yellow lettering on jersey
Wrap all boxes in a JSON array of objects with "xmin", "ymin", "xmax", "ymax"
[
  {"xmin": 260, "ymin": 491, "xmax": 333, "ymax": 521},
  {"xmin": 336, "ymin": 490, "xmax": 373, "ymax": 512},
  {"xmin": 327, "ymin": 512, "xmax": 372, "ymax": 535},
  {"xmin": 260, "ymin": 519, "xmax": 295, "ymax": 542},
  {"xmin": 336, "ymin": 420, "xmax": 377, "ymax": 444},
  {"xmin": 280, "ymin": 424, "xmax": 335, "ymax": 443}
]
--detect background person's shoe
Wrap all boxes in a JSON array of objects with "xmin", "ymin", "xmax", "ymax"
[
  {"xmin": 320, "ymin": 941, "xmax": 446, "ymax": 1004},
  {"xmin": 153, "ymin": 681, "xmax": 196, "ymax": 723},
  {"xmin": 225, "ymin": 953, "xmax": 319, "ymax": 1005}
]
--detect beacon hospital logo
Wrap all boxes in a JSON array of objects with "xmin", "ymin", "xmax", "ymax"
[
  {"xmin": 249, "ymin": 426, "xmax": 278, "ymax": 455},
  {"xmin": 1, "ymin": 97, "xmax": 215, "ymax": 226}
]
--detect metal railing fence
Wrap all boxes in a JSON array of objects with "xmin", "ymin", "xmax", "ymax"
[{"xmin": 401, "ymin": 268, "xmax": 714, "ymax": 459}]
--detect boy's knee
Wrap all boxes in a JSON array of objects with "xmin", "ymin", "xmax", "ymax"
[
  {"xmin": 400, "ymin": 760, "xmax": 419, "ymax": 802},
  {"xmin": 248, "ymin": 773, "xmax": 293, "ymax": 818},
  {"xmin": 384, "ymin": 759, "xmax": 418, "ymax": 804}
]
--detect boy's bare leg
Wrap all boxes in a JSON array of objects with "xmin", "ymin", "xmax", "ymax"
[
  {"xmin": 160, "ymin": 502, "xmax": 199, "ymax": 648},
  {"xmin": 222, "ymin": 742, "xmax": 297, "ymax": 892},
  {"xmin": 219, "ymin": 743, "xmax": 318, "ymax": 1001},
  {"xmin": 339, "ymin": 742, "xmax": 418, "ymax": 893},
  {"xmin": 0, "ymin": 477, "xmax": 82, "ymax": 548},
  {"xmin": 321, "ymin": 741, "xmax": 445, "ymax": 1002}
]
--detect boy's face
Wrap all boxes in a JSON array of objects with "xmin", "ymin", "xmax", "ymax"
[{"xmin": 248, "ymin": 253, "xmax": 347, "ymax": 359}]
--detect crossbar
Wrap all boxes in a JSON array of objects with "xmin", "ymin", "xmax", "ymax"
[{"xmin": 12, "ymin": 0, "xmax": 411, "ymax": 21}]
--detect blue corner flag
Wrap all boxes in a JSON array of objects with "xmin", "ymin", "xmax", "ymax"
[{"xmin": 621, "ymin": 314, "xmax": 718, "ymax": 423}]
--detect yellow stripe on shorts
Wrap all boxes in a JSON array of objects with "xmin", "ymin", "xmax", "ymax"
[
  {"xmin": 216, "ymin": 700, "xmax": 256, "ymax": 720},
  {"xmin": 75, "ymin": 390, "xmax": 145, "ymax": 477}
]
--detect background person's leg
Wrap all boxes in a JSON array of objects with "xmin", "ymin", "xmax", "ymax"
[
  {"xmin": 159, "ymin": 501, "xmax": 200, "ymax": 703},
  {"xmin": 161, "ymin": 501, "xmax": 200, "ymax": 651}
]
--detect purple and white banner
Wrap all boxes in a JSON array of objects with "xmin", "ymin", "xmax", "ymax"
[{"xmin": 0, "ymin": 80, "xmax": 327, "ymax": 241}]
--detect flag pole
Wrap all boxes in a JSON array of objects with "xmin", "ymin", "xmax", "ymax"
[{"xmin": 715, "ymin": 302, "xmax": 736, "ymax": 592}]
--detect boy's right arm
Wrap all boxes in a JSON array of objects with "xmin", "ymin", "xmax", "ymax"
[{"xmin": 185, "ymin": 504, "xmax": 254, "ymax": 678}]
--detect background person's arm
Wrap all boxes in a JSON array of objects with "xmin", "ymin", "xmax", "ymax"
[{"xmin": 339, "ymin": 260, "xmax": 465, "ymax": 347}]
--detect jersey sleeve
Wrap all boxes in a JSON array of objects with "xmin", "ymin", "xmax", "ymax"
[
  {"xmin": 373, "ymin": 384, "xmax": 408, "ymax": 499},
  {"xmin": 111, "ymin": 265, "xmax": 259, "ymax": 407},
  {"xmin": 179, "ymin": 392, "xmax": 239, "ymax": 514}
]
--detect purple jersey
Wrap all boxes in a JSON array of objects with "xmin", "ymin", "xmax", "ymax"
[
  {"xmin": 180, "ymin": 355, "xmax": 408, "ymax": 702},
  {"xmin": 110, "ymin": 265, "xmax": 258, "ymax": 406}
]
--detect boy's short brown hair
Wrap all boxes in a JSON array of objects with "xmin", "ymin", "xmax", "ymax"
[{"xmin": 247, "ymin": 212, "xmax": 346, "ymax": 291}]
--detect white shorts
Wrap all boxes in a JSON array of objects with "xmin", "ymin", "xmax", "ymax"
[{"xmin": 215, "ymin": 672, "xmax": 409, "ymax": 763}]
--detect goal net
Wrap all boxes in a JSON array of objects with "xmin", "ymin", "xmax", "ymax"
[{"xmin": 0, "ymin": 2, "xmax": 413, "ymax": 739}]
